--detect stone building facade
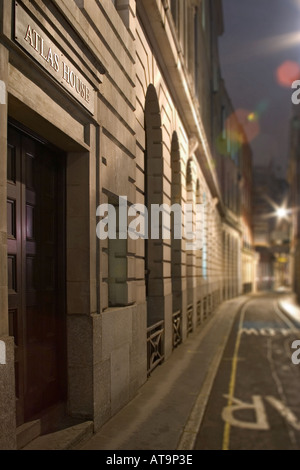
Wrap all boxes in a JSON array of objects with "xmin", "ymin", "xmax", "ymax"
[
  {"xmin": 240, "ymin": 131, "xmax": 255, "ymax": 293},
  {"xmin": 213, "ymin": 82, "xmax": 255, "ymax": 298},
  {"xmin": 0, "ymin": 0, "xmax": 252, "ymax": 449}
]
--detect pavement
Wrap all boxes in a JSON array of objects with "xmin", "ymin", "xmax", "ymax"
[
  {"xmin": 79, "ymin": 290, "xmax": 300, "ymax": 451},
  {"xmin": 79, "ymin": 295, "xmax": 249, "ymax": 450},
  {"xmin": 23, "ymin": 290, "xmax": 300, "ymax": 450},
  {"xmin": 278, "ymin": 291, "xmax": 300, "ymax": 327}
]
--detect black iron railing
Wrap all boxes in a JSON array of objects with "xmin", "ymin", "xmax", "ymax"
[
  {"xmin": 197, "ymin": 300, "xmax": 202, "ymax": 326},
  {"xmin": 172, "ymin": 310, "xmax": 182, "ymax": 349},
  {"xmin": 203, "ymin": 296, "xmax": 207, "ymax": 320},
  {"xmin": 147, "ymin": 320, "xmax": 164, "ymax": 376},
  {"xmin": 208, "ymin": 294, "xmax": 212, "ymax": 316},
  {"xmin": 187, "ymin": 304, "xmax": 193, "ymax": 335}
]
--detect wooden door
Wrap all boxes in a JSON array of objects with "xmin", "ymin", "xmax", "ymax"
[{"xmin": 7, "ymin": 124, "xmax": 66, "ymax": 426}]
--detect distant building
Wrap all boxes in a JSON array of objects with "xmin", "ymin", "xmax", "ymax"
[
  {"xmin": 288, "ymin": 105, "xmax": 300, "ymax": 303},
  {"xmin": 240, "ymin": 138, "xmax": 256, "ymax": 293},
  {"xmin": 213, "ymin": 82, "xmax": 256, "ymax": 297},
  {"xmin": 253, "ymin": 163, "xmax": 290, "ymax": 291}
]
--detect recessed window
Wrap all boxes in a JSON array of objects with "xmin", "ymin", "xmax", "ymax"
[
  {"xmin": 202, "ymin": 0, "xmax": 206, "ymax": 31},
  {"xmin": 171, "ymin": 0, "xmax": 179, "ymax": 30},
  {"xmin": 7, "ymin": 145, "xmax": 16, "ymax": 183},
  {"xmin": 107, "ymin": 202, "xmax": 128, "ymax": 307}
]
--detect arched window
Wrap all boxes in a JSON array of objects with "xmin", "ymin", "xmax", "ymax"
[
  {"xmin": 202, "ymin": 192, "xmax": 208, "ymax": 280},
  {"xmin": 171, "ymin": 132, "xmax": 183, "ymax": 348},
  {"xmin": 144, "ymin": 85, "xmax": 163, "ymax": 326},
  {"xmin": 171, "ymin": 132, "xmax": 182, "ymax": 311}
]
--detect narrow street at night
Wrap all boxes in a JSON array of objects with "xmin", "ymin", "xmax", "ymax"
[
  {"xmin": 2, "ymin": 0, "xmax": 300, "ymax": 453},
  {"xmin": 72, "ymin": 292, "xmax": 300, "ymax": 452},
  {"xmin": 195, "ymin": 293, "xmax": 300, "ymax": 450}
]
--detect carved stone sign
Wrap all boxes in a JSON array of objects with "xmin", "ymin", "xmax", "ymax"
[{"xmin": 15, "ymin": 2, "xmax": 95, "ymax": 114}]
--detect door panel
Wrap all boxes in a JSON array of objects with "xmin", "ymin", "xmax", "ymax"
[
  {"xmin": 7, "ymin": 125, "xmax": 66, "ymax": 426},
  {"xmin": 7, "ymin": 127, "xmax": 24, "ymax": 425}
]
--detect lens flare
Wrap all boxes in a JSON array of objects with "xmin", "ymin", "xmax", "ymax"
[
  {"xmin": 216, "ymin": 106, "xmax": 262, "ymax": 156},
  {"xmin": 216, "ymin": 134, "xmax": 229, "ymax": 156},
  {"xmin": 276, "ymin": 61, "xmax": 300, "ymax": 87},
  {"xmin": 247, "ymin": 112, "xmax": 258, "ymax": 122},
  {"xmin": 292, "ymin": 0, "xmax": 300, "ymax": 11},
  {"xmin": 228, "ymin": 109, "xmax": 260, "ymax": 143}
]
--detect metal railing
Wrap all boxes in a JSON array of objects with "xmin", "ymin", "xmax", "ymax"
[
  {"xmin": 197, "ymin": 300, "xmax": 202, "ymax": 326},
  {"xmin": 147, "ymin": 320, "xmax": 164, "ymax": 376},
  {"xmin": 203, "ymin": 296, "xmax": 207, "ymax": 320},
  {"xmin": 187, "ymin": 304, "xmax": 193, "ymax": 335},
  {"xmin": 172, "ymin": 310, "xmax": 182, "ymax": 349},
  {"xmin": 208, "ymin": 294, "xmax": 212, "ymax": 316}
]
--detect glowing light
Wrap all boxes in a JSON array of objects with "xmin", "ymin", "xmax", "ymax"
[
  {"xmin": 292, "ymin": 0, "xmax": 300, "ymax": 11},
  {"xmin": 276, "ymin": 61, "xmax": 300, "ymax": 88},
  {"xmin": 216, "ymin": 108, "xmax": 261, "ymax": 156},
  {"xmin": 258, "ymin": 195, "xmax": 291, "ymax": 224},
  {"xmin": 222, "ymin": 32, "xmax": 300, "ymax": 66},
  {"xmin": 247, "ymin": 112, "xmax": 258, "ymax": 122},
  {"xmin": 276, "ymin": 207, "xmax": 288, "ymax": 219},
  {"xmin": 228, "ymin": 109, "xmax": 260, "ymax": 143},
  {"xmin": 257, "ymin": 32, "xmax": 300, "ymax": 54}
]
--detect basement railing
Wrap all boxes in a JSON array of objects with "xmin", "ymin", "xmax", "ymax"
[
  {"xmin": 197, "ymin": 300, "xmax": 202, "ymax": 326},
  {"xmin": 172, "ymin": 310, "xmax": 182, "ymax": 349},
  {"xmin": 203, "ymin": 296, "xmax": 207, "ymax": 320},
  {"xmin": 147, "ymin": 320, "xmax": 164, "ymax": 376},
  {"xmin": 187, "ymin": 304, "xmax": 193, "ymax": 335}
]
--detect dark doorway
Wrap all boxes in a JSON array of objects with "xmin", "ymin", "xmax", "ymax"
[{"xmin": 7, "ymin": 123, "xmax": 67, "ymax": 426}]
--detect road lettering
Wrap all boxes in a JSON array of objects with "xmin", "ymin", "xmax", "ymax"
[
  {"xmin": 266, "ymin": 396, "xmax": 300, "ymax": 431},
  {"xmin": 241, "ymin": 328, "xmax": 296, "ymax": 337},
  {"xmin": 222, "ymin": 394, "xmax": 270, "ymax": 430},
  {"xmin": 223, "ymin": 394, "xmax": 300, "ymax": 432}
]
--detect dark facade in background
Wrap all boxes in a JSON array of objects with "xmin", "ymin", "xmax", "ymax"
[
  {"xmin": 289, "ymin": 105, "xmax": 300, "ymax": 303},
  {"xmin": 253, "ymin": 164, "xmax": 290, "ymax": 291}
]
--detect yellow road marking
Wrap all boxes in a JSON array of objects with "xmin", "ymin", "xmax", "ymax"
[{"xmin": 222, "ymin": 303, "xmax": 248, "ymax": 450}]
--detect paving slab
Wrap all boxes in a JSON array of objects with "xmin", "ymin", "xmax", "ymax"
[{"xmin": 23, "ymin": 421, "xmax": 93, "ymax": 450}]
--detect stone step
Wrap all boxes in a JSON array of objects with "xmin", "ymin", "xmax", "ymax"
[
  {"xmin": 22, "ymin": 421, "xmax": 94, "ymax": 450},
  {"xmin": 17, "ymin": 420, "xmax": 41, "ymax": 449}
]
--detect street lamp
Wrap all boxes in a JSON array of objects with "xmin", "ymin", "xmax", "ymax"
[{"xmin": 276, "ymin": 207, "xmax": 289, "ymax": 219}]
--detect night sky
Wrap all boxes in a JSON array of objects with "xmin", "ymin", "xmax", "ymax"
[{"xmin": 219, "ymin": 0, "xmax": 300, "ymax": 175}]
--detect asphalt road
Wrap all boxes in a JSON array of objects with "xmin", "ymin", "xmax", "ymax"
[{"xmin": 194, "ymin": 293, "xmax": 300, "ymax": 450}]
